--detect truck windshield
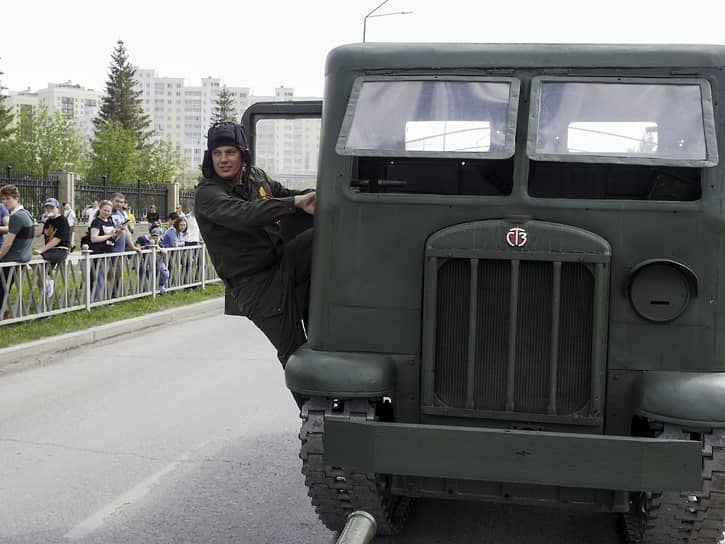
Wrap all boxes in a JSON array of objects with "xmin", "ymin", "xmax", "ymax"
[
  {"xmin": 530, "ymin": 81, "xmax": 715, "ymax": 164},
  {"xmin": 338, "ymin": 79, "xmax": 518, "ymax": 158}
]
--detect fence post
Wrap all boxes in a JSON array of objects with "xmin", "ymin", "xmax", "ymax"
[
  {"xmin": 57, "ymin": 171, "xmax": 74, "ymax": 209},
  {"xmin": 151, "ymin": 244, "xmax": 158, "ymax": 298},
  {"xmin": 165, "ymin": 182, "xmax": 178, "ymax": 219},
  {"xmin": 102, "ymin": 175, "xmax": 108, "ymax": 201},
  {"xmin": 137, "ymin": 179, "xmax": 142, "ymax": 219},
  {"xmin": 6, "ymin": 165, "xmax": 12, "ymax": 179},
  {"xmin": 200, "ymin": 242, "xmax": 207, "ymax": 288},
  {"xmin": 82, "ymin": 248, "xmax": 92, "ymax": 311}
]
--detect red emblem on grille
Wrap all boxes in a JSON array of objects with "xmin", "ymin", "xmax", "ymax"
[{"xmin": 506, "ymin": 226, "xmax": 528, "ymax": 247}]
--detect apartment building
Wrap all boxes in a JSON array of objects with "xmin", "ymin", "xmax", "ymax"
[
  {"xmin": 4, "ymin": 73, "xmax": 321, "ymax": 185},
  {"xmin": 134, "ymin": 70, "xmax": 320, "ymax": 183},
  {"xmin": 6, "ymin": 82, "xmax": 102, "ymax": 143}
]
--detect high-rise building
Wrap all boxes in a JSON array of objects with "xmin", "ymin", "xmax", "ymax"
[
  {"xmin": 134, "ymin": 70, "xmax": 321, "ymax": 184},
  {"xmin": 6, "ymin": 82, "xmax": 102, "ymax": 144},
  {"xmin": 4, "ymin": 73, "xmax": 321, "ymax": 186}
]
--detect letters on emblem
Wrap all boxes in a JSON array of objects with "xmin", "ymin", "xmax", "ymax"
[{"xmin": 506, "ymin": 226, "xmax": 528, "ymax": 248}]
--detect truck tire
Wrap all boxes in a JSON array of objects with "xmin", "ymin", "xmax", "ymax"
[
  {"xmin": 622, "ymin": 425, "xmax": 725, "ymax": 543},
  {"xmin": 298, "ymin": 397, "xmax": 411, "ymax": 535}
]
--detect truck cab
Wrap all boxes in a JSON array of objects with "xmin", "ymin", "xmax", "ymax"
[{"xmin": 247, "ymin": 43, "xmax": 725, "ymax": 543}]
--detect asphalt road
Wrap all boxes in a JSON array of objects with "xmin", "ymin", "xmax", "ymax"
[{"xmin": 0, "ymin": 313, "xmax": 627, "ymax": 543}]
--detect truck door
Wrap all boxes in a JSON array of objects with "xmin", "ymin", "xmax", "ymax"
[{"xmin": 224, "ymin": 100, "xmax": 323, "ymax": 316}]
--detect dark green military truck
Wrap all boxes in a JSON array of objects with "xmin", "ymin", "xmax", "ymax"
[{"xmin": 245, "ymin": 43, "xmax": 725, "ymax": 543}]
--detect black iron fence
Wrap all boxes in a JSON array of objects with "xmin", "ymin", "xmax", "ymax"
[
  {"xmin": 75, "ymin": 177, "xmax": 169, "ymax": 223},
  {"xmin": 0, "ymin": 167, "xmax": 60, "ymax": 220},
  {"xmin": 179, "ymin": 187, "xmax": 196, "ymax": 213},
  {"xmin": 0, "ymin": 167, "xmax": 172, "ymax": 223}
]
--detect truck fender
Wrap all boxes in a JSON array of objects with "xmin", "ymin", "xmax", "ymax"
[
  {"xmin": 633, "ymin": 371, "xmax": 725, "ymax": 427},
  {"xmin": 285, "ymin": 346, "xmax": 396, "ymax": 398}
]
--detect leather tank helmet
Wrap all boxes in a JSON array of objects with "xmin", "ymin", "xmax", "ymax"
[{"xmin": 202, "ymin": 122, "xmax": 253, "ymax": 184}]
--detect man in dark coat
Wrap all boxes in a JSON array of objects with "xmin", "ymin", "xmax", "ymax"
[{"xmin": 195, "ymin": 122, "xmax": 315, "ymax": 399}]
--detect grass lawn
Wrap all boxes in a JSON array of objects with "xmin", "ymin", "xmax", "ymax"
[{"xmin": 0, "ymin": 282, "xmax": 225, "ymax": 349}]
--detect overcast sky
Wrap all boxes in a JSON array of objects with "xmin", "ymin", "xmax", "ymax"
[{"xmin": 2, "ymin": 0, "xmax": 725, "ymax": 97}]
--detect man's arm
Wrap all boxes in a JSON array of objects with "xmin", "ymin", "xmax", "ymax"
[
  {"xmin": 0, "ymin": 214, "xmax": 8, "ymax": 235},
  {"xmin": 0, "ymin": 233, "xmax": 15, "ymax": 260},
  {"xmin": 195, "ymin": 181, "xmax": 300, "ymax": 231},
  {"xmin": 255, "ymin": 167, "xmax": 313, "ymax": 198}
]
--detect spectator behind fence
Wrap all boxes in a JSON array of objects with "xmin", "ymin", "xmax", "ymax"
[
  {"xmin": 63, "ymin": 202, "xmax": 76, "ymax": 228},
  {"xmin": 110, "ymin": 193, "xmax": 129, "ymax": 253},
  {"xmin": 136, "ymin": 226, "xmax": 169, "ymax": 295},
  {"xmin": 0, "ymin": 185, "xmax": 35, "ymax": 319},
  {"xmin": 160, "ymin": 216, "xmax": 187, "ymax": 249},
  {"xmin": 83, "ymin": 200, "xmax": 99, "ymax": 223},
  {"xmin": 89, "ymin": 200, "xmax": 119, "ymax": 254},
  {"xmin": 122, "ymin": 200, "xmax": 135, "ymax": 234},
  {"xmin": 145, "ymin": 204, "xmax": 161, "ymax": 228},
  {"xmin": 32, "ymin": 198, "xmax": 71, "ymax": 297},
  {"xmin": 89, "ymin": 200, "xmax": 122, "ymax": 301},
  {"xmin": 164, "ymin": 212, "xmax": 179, "ymax": 232},
  {"xmin": 184, "ymin": 204, "xmax": 200, "ymax": 246},
  {"xmin": 0, "ymin": 201, "xmax": 8, "ymax": 248},
  {"xmin": 63, "ymin": 201, "xmax": 76, "ymax": 250}
]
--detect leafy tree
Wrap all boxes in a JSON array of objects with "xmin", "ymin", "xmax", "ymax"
[
  {"xmin": 0, "ymin": 105, "xmax": 83, "ymax": 176},
  {"xmin": 210, "ymin": 85, "xmax": 237, "ymax": 126},
  {"xmin": 86, "ymin": 121, "xmax": 141, "ymax": 184},
  {"xmin": 138, "ymin": 139, "xmax": 184, "ymax": 184},
  {"xmin": 94, "ymin": 40, "xmax": 151, "ymax": 147},
  {"xmin": 0, "ymin": 64, "xmax": 12, "ymax": 140}
]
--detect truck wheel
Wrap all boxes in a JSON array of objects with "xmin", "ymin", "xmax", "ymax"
[
  {"xmin": 622, "ymin": 426, "xmax": 725, "ymax": 543},
  {"xmin": 298, "ymin": 397, "xmax": 412, "ymax": 535}
]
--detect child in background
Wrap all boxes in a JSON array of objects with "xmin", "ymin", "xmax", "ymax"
[{"xmin": 136, "ymin": 226, "xmax": 170, "ymax": 295}]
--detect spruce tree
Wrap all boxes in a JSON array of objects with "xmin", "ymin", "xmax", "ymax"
[
  {"xmin": 210, "ymin": 85, "xmax": 237, "ymax": 127},
  {"xmin": 95, "ymin": 40, "xmax": 151, "ymax": 147}
]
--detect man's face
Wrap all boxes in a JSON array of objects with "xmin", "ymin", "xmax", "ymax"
[
  {"xmin": 112, "ymin": 196, "xmax": 124, "ymax": 210},
  {"xmin": 1, "ymin": 195, "xmax": 19, "ymax": 212},
  {"xmin": 211, "ymin": 146, "xmax": 243, "ymax": 181},
  {"xmin": 45, "ymin": 205, "xmax": 59, "ymax": 218}
]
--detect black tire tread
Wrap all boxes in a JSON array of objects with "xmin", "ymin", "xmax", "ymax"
[
  {"xmin": 299, "ymin": 397, "xmax": 411, "ymax": 536},
  {"xmin": 622, "ymin": 425, "xmax": 725, "ymax": 544}
]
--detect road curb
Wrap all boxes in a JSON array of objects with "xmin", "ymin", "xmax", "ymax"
[{"xmin": 0, "ymin": 297, "xmax": 225, "ymax": 373}]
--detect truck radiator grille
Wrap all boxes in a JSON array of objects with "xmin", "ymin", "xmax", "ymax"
[{"xmin": 434, "ymin": 258, "xmax": 595, "ymax": 416}]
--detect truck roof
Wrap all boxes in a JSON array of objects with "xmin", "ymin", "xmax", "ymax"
[{"xmin": 326, "ymin": 43, "xmax": 725, "ymax": 74}]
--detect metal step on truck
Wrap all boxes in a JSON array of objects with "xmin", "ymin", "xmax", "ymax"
[{"xmin": 241, "ymin": 43, "xmax": 725, "ymax": 543}]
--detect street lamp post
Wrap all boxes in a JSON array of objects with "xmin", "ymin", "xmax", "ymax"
[{"xmin": 363, "ymin": 0, "xmax": 413, "ymax": 43}]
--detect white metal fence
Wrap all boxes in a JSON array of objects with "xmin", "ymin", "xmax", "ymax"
[{"xmin": 0, "ymin": 243, "xmax": 221, "ymax": 326}]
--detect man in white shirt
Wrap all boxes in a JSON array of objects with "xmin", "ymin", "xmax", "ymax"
[
  {"xmin": 83, "ymin": 201, "xmax": 99, "ymax": 223},
  {"xmin": 184, "ymin": 204, "xmax": 201, "ymax": 246},
  {"xmin": 63, "ymin": 202, "xmax": 76, "ymax": 228}
]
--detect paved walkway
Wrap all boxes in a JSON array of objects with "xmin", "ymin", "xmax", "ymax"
[{"xmin": 0, "ymin": 297, "xmax": 224, "ymax": 374}]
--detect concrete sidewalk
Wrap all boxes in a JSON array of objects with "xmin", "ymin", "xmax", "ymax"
[{"xmin": 0, "ymin": 297, "xmax": 224, "ymax": 374}]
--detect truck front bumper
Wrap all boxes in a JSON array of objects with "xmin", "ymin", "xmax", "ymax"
[{"xmin": 324, "ymin": 419, "xmax": 701, "ymax": 492}]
